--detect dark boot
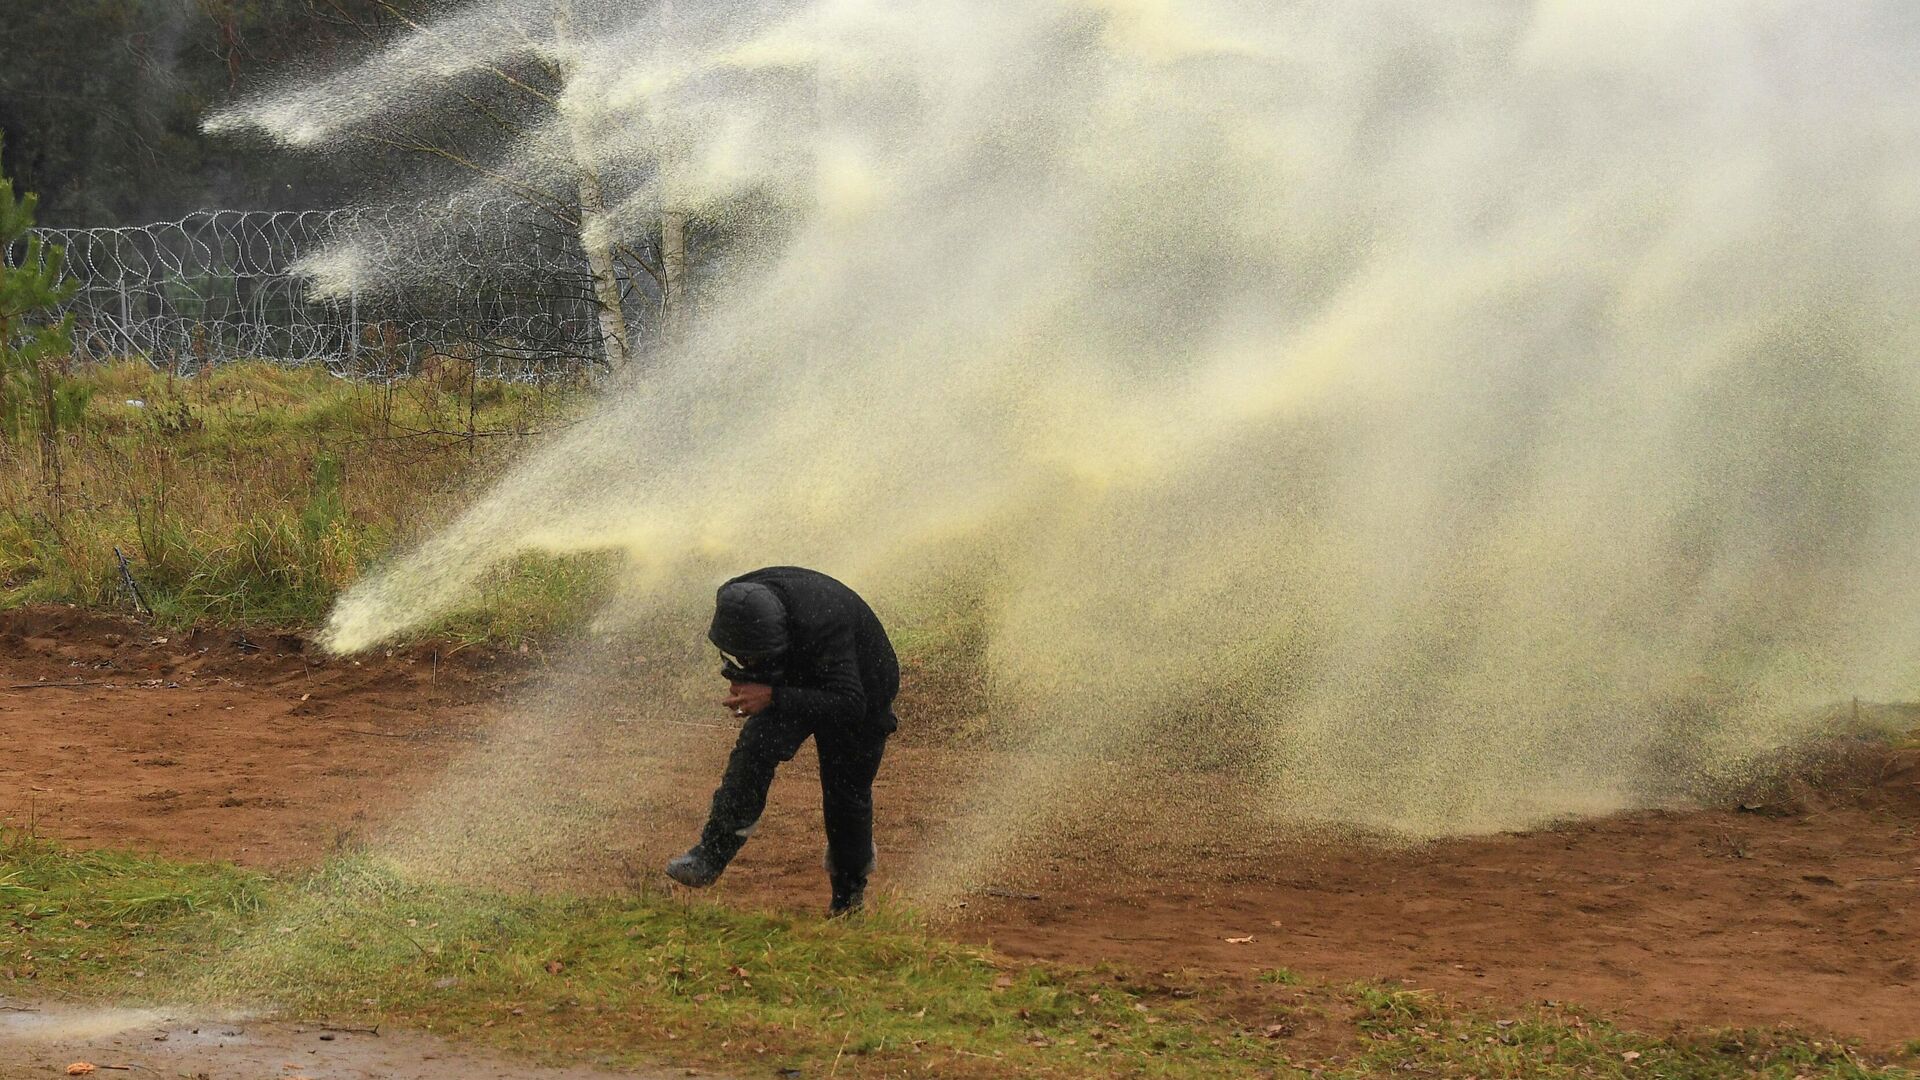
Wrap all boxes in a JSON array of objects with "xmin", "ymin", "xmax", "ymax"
[
  {"xmin": 828, "ymin": 882, "xmax": 865, "ymax": 917},
  {"xmin": 665, "ymin": 845, "xmax": 724, "ymax": 888},
  {"xmin": 826, "ymin": 844, "xmax": 873, "ymax": 916}
]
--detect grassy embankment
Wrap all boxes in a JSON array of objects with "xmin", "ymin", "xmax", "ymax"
[
  {"xmin": 2, "ymin": 834, "xmax": 1912, "ymax": 1079},
  {"xmin": 0, "ymin": 358, "xmax": 994, "ymax": 721},
  {"xmin": 0, "ymin": 360, "xmax": 607, "ymax": 642}
]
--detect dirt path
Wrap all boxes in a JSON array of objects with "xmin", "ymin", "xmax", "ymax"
[
  {"xmin": 0, "ymin": 999, "xmax": 706, "ymax": 1080},
  {"xmin": 4, "ymin": 608, "xmax": 1917, "ymax": 1047}
]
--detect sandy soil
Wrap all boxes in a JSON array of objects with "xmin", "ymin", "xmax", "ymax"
[{"xmin": 3, "ymin": 606, "xmax": 1917, "ymax": 1052}]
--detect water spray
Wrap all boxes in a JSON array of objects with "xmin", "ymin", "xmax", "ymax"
[{"xmin": 209, "ymin": 1, "xmax": 1920, "ymax": 880}]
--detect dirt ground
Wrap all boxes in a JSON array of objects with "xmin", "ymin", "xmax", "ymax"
[{"xmin": 4, "ymin": 606, "xmax": 1918, "ymax": 1052}]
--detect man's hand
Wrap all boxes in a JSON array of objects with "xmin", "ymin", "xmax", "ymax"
[{"xmin": 723, "ymin": 681, "xmax": 774, "ymax": 718}]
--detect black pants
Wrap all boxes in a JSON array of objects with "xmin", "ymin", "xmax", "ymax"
[{"xmin": 697, "ymin": 709, "xmax": 889, "ymax": 903}]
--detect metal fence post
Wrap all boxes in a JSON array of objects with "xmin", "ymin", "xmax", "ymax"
[{"xmin": 117, "ymin": 277, "xmax": 132, "ymax": 359}]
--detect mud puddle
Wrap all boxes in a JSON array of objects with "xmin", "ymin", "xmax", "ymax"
[{"xmin": 0, "ymin": 999, "xmax": 707, "ymax": 1079}]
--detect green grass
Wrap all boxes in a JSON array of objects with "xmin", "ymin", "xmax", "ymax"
[
  {"xmin": 3, "ymin": 834, "xmax": 1912, "ymax": 1079},
  {"xmin": 0, "ymin": 360, "xmax": 602, "ymax": 640},
  {"xmin": 1341, "ymin": 983, "xmax": 1907, "ymax": 1080}
]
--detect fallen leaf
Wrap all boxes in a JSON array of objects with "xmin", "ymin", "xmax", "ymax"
[
  {"xmin": 1225, "ymin": 935, "xmax": 1254, "ymax": 944},
  {"xmin": 993, "ymin": 974, "xmax": 1014, "ymax": 989},
  {"xmin": 545, "ymin": 959, "xmax": 564, "ymax": 974},
  {"xmin": 66, "ymin": 1065, "xmax": 97, "ymax": 1077},
  {"xmin": 1622, "ymin": 1050, "xmax": 1642, "ymax": 1063}
]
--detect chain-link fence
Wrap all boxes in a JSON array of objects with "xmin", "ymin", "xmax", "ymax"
[{"xmin": 8, "ymin": 196, "xmax": 654, "ymax": 380}]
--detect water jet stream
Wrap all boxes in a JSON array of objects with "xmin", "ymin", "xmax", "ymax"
[{"xmin": 213, "ymin": 1, "xmax": 1920, "ymax": 884}]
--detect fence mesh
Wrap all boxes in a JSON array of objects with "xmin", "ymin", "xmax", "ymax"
[{"xmin": 10, "ymin": 197, "xmax": 649, "ymax": 380}]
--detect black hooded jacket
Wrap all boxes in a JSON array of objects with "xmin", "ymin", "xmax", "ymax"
[{"xmin": 711, "ymin": 567, "xmax": 899, "ymax": 733}]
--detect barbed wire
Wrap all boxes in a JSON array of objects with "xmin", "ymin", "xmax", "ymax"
[{"xmin": 8, "ymin": 195, "xmax": 659, "ymax": 381}]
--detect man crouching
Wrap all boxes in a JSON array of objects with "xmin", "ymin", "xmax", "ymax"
[{"xmin": 665, "ymin": 566, "xmax": 899, "ymax": 915}]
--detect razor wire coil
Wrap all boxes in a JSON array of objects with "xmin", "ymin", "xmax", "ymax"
[{"xmin": 7, "ymin": 196, "xmax": 647, "ymax": 381}]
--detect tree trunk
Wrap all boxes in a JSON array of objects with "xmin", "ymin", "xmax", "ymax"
[
  {"xmin": 576, "ymin": 170, "xmax": 632, "ymax": 369},
  {"xmin": 660, "ymin": 209, "xmax": 688, "ymax": 337},
  {"xmin": 552, "ymin": 0, "xmax": 632, "ymax": 370}
]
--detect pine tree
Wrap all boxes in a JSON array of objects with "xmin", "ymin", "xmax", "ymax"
[{"xmin": 0, "ymin": 135, "xmax": 80, "ymax": 494}]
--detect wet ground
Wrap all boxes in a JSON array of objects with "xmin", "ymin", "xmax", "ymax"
[{"xmin": 0, "ymin": 999, "xmax": 703, "ymax": 1079}]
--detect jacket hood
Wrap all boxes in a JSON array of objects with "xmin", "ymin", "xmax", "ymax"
[{"xmin": 708, "ymin": 580, "xmax": 790, "ymax": 660}]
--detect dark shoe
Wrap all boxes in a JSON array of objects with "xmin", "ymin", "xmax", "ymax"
[
  {"xmin": 828, "ymin": 885, "xmax": 865, "ymax": 917},
  {"xmin": 665, "ymin": 847, "xmax": 723, "ymax": 888}
]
